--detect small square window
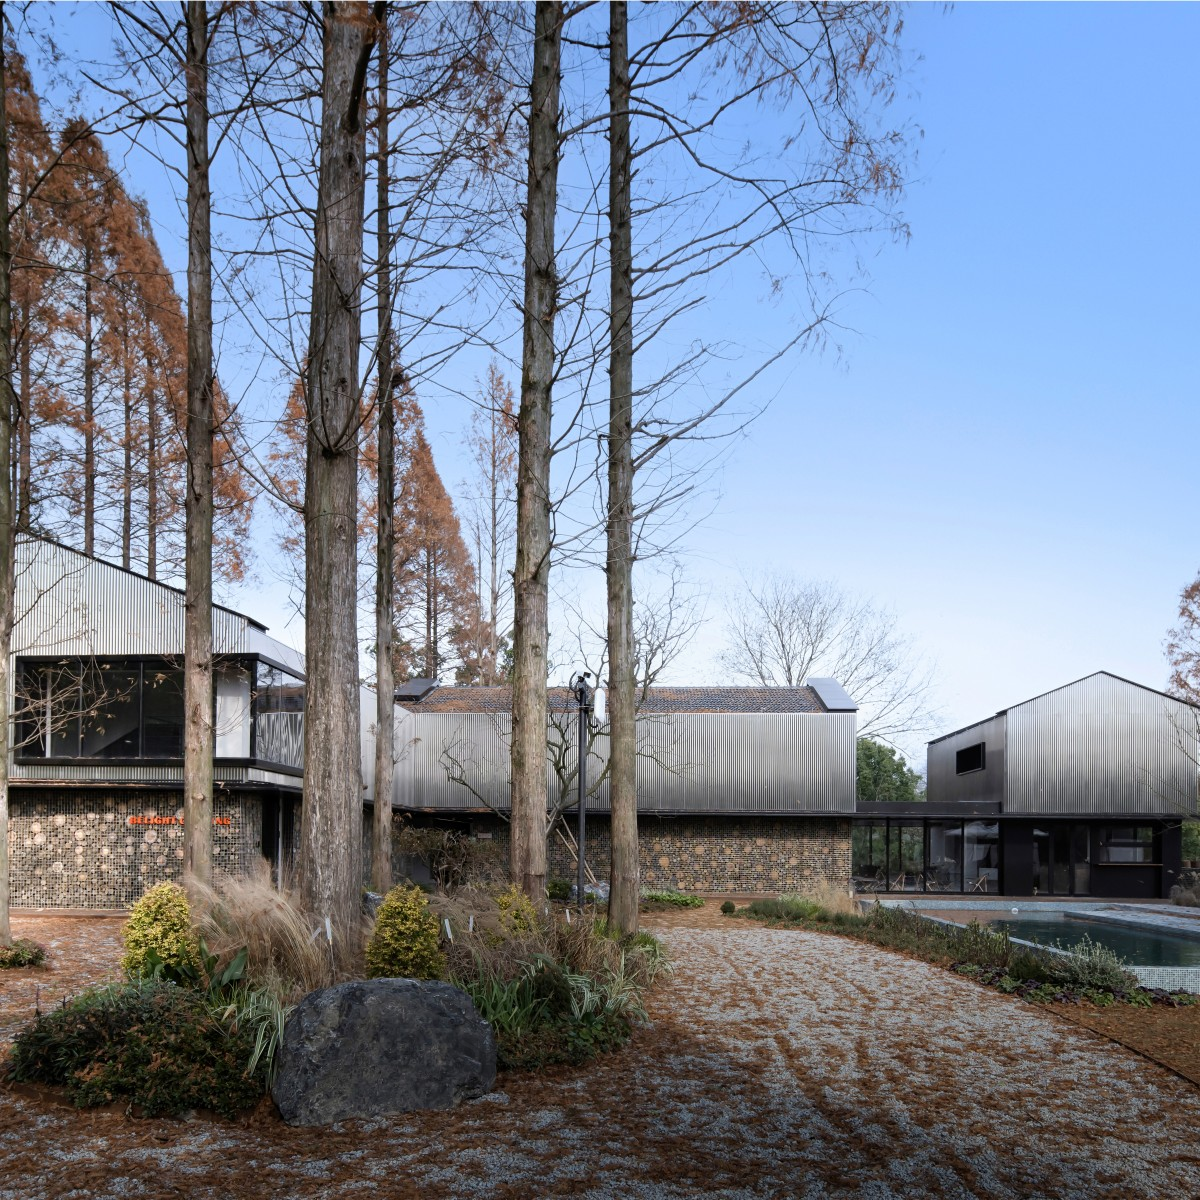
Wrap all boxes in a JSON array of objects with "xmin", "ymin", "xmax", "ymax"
[{"xmin": 955, "ymin": 742, "xmax": 985, "ymax": 775}]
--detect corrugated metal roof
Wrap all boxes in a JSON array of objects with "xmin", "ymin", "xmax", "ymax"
[
  {"xmin": 928, "ymin": 670, "xmax": 1200, "ymax": 745},
  {"xmin": 406, "ymin": 684, "xmax": 825, "ymax": 715}
]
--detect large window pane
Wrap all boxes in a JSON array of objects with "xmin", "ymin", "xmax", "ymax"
[
  {"xmin": 852, "ymin": 822, "xmax": 887, "ymax": 891},
  {"xmin": 889, "ymin": 821, "xmax": 924, "ymax": 890},
  {"xmin": 964, "ymin": 821, "xmax": 1000, "ymax": 893},
  {"xmin": 927, "ymin": 821, "xmax": 963, "ymax": 892},
  {"xmin": 255, "ymin": 663, "xmax": 305, "ymax": 767},
  {"xmin": 1098, "ymin": 825, "xmax": 1154, "ymax": 864},
  {"xmin": 81, "ymin": 665, "xmax": 140, "ymax": 758},
  {"xmin": 16, "ymin": 663, "xmax": 83, "ymax": 757},
  {"xmin": 1033, "ymin": 828, "xmax": 1051, "ymax": 894},
  {"xmin": 143, "ymin": 666, "xmax": 184, "ymax": 758}
]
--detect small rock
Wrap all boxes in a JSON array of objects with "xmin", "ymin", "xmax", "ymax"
[{"xmin": 272, "ymin": 978, "xmax": 496, "ymax": 1126}]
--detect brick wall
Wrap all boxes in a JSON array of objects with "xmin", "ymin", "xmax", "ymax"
[
  {"xmin": 403, "ymin": 813, "xmax": 852, "ymax": 894},
  {"xmin": 8, "ymin": 789, "xmax": 264, "ymax": 909}
]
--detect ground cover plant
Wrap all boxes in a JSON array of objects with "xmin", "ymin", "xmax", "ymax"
[
  {"xmin": 5, "ymin": 876, "xmax": 305, "ymax": 1118},
  {"xmin": 0, "ymin": 938, "xmax": 46, "ymax": 968},
  {"xmin": 640, "ymin": 888, "xmax": 704, "ymax": 910},
  {"xmin": 732, "ymin": 896, "xmax": 1196, "ymax": 1009},
  {"xmin": 430, "ymin": 888, "xmax": 670, "ymax": 1071},
  {"xmin": 7, "ymin": 978, "xmax": 266, "ymax": 1118}
]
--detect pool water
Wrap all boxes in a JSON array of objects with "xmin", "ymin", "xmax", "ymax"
[{"xmin": 960, "ymin": 913, "xmax": 1200, "ymax": 968}]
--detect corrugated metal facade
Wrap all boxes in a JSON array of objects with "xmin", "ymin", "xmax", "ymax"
[
  {"xmin": 926, "ymin": 715, "xmax": 1006, "ymax": 805},
  {"xmin": 9, "ymin": 538, "xmax": 302, "ymax": 792},
  {"xmin": 1004, "ymin": 673, "xmax": 1198, "ymax": 815},
  {"xmin": 395, "ymin": 709, "xmax": 857, "ymax": 815},
  {"xmin": 14, "ymin": 538, "xmax": 253, "ymax": 657}
]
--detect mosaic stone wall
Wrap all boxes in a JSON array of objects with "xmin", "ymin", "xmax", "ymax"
[
  {"xmin": 450, "ymin": 813, "xmax": 852, "ymax": 894},
  {"xmin": 8, "ymin": 789, "xmax": 264, "ymax": 909}
]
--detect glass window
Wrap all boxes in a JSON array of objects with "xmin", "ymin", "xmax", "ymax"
[
  {"xmin": 80, "ymin": 664, "xmax": 140, "ymax": 759},
  {"xmin": 256, "ymin": 664, "xmax": 305, "ymax": 714},
  {"xmin": 927, "ymin": 821, "xmax": 964, "ymax": 892},
  {"xmin": 955, "ymin": 742, "xmax": 985, "ymax": 774},
  {"xmin": 1098, "ymin": 825, "xmax": 1155, "ymax": 864},
  {"xmin": 16, "ymin": 663, "xmax": 87, "ymax": 757},
  {"xmin": 254, "ymin": 662, "xmax": 305, "ymax": 768},
  {"xmin": 889, "ymin": 821, "xmax": 925, "ymax": 890},
  {"xmin": 964, "ymin": 821, "xmax": 1000, "ymax": 893},
  {"xmin": 852, "ymin": 822, "xmax": 887, "ymax": 891},
  {"xmin": 142, "ymin": 666, "xmax": 185, "ymax": 758}
]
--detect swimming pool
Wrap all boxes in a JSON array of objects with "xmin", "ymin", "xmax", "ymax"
[{"xmin": 976, "ymin": 912, "xmax": 1200, "ymax": 968}]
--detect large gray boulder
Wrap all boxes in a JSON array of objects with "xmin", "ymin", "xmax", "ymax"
[{"xmin": 272, "ymin": 978, "xmax": 496, "ymax": 1126}]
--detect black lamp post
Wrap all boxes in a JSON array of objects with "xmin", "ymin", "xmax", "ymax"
[{"xmin": 570, "ymin": 671, "xmax": 593, "ymax": 906}]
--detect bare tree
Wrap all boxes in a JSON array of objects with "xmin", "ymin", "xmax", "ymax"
[
  {"xmin": 182, "ymin": 0, "xmax": 216, "ymax": 895},
  {"xmin": 0, "ymin": 1, "xmax": 15, "ymax": 947},
  {"xmin": 510, "ymin": 0, "xmax": 562, "ymax": 901},
  {"xmin": 1166, "ymin": 572, "xmax": 1200, "ymax": 704},
  {"xmin": 718, "ymin": 572, "xmax": 937, "ymax": 745},
  {"xmin": 596, "ymin": 3, "xmax": 909, "ymax": 929},
  {"xmin": 371, "ymin": 3, "xmax": 395, "ymax": 894},
  {"xmin": 299, "ymin": 0, "xmax": 380, "ymax": 941},
  {"xmin": 464, "ymin": 362, "xmax": 517, "ymax": 685},
  {"xmin": 606, "ymin": 0, "xmax": 637, "ymax": 933}
]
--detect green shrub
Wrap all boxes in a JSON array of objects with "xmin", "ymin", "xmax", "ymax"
[
  {"xmin": 121, "ymin": 882, "xmax": 199, "ymax": 978},
  {"xmin": 0, "ymin": 938, "xmax": 46, "ymax": 968},
  {"xmin": 444, "ymin": 900, "xmax": 668, "ymax": 1072},
  {"xmin": 7, "ymin": 980, "xmax": 262, "ymax": 1117},
  {"xmin": 365, "ymin": 884, "xmax": 446, "ymax": 980},
  {"xmin": 547, "ymin": 878, "xmax": 572, "ymax": 902},
  {"xmin": 720, "ymin": 900, "xmax": 736, "ymax": 915},
  {"xmin": 747, "ymin": 896, "xmax": 823, "ymax": 923},
  {"xmin": 1045, "ymin": 935, "xmax": 1138, "ymax": 993},
  {"xmin": 640, "ymin": 888, "xmax": 704, "ymax": 909},
  {"xmin": 495, "ymin": 884, "xmax": 540, "ymax": 937}
]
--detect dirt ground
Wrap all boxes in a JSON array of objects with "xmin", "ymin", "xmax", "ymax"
[
  {"xmin": 3, "ymin": 906, "xmax": 1200, "ymax": 1199},
  {"xmin": 0, "ymin": 915, "xmax": 125, "ymax": 1053}
]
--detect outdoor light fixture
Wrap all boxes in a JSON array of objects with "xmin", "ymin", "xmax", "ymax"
[{"xmin": 570, "ymin": 671, "xmax": 593, "ymax": 907}]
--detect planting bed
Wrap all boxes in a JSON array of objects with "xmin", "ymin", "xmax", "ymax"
[{"xmin": 3, "ymin": 911, "xmax": 1200, "ymax": 1197}]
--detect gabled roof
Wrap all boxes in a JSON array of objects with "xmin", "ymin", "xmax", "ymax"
[
  {"xmin": 928, "ymin": 670, "xmax": 1198, "ymax": 746},
  {"xmin": 20, "ymin": 535, "xmax": 266, "ymax": 630},
  {"xmin": 404, "ymin": 684, "xmax": 828, "ymax": 715}
]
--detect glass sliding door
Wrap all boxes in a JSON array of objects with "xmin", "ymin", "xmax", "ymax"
[
  {"xmin": 889, "ymin": 821, "xmax": 925, "ymax": 891},
  {"xmin": 964, "ymin": 821, "xmax": 1000, "ymax": 893},
  {"xmin": 1072, "ymin": 826, "xmax": 1091, "ymax": 895},
  {"xmin": 926, "ymin": 821, "xmax": 964, "ymax": 892},
  {"xmin": 852, "ymin": 822, "xmax": 887, "ymax": 891}
]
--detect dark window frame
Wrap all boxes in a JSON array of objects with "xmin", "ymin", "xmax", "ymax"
[{"xmin": 955, "ymin": 742, "xmax": 986, "ymax": 775}]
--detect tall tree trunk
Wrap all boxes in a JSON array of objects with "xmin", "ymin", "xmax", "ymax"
[
  {"xmin": 488, "ymin": 429, "xmax": 499, "ymax": 679},
  {"xmin": 0, "ymin": 6, "xmax": 17, "ymax": 947},
  {"xmin": 121, "ymin": 321, "xmax": 132, "ymax": 570},
  {"xmin": 300, "ymin": 0, "xmax": 377, "ymax": 939},
  {"xmin": 16, "ymin": 314, "xmax": 28, "ymax": 531},
  {"xmin": 183, "ymin": 0, "xmax": 215, "ymax": 894},
  {"xmin": 606, "ymin": 0, "xmax": 638, "ymax": 935},
  {"xmin": 146, "ymin": 373, "xmax": 157, "ymax": 580},
  {"xmin": 371, "ymin": 4, "xmax": 394, "ymax": 895},
  {"xmin": 82, "ymin": 265, "xmax": 94, "ymax": 555},
  {"xmin": 510, "ymin": 0, "xmax": 561, "ymax": 899}
]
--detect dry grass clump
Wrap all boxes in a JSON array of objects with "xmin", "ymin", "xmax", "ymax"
[
  {"xmin": 191, "ymin": 866, "xmax": 360, "ymax": 1000},
  {"xmin": 784, "ymin": 881, "xmax": 861, "ymax": 917},
  {"xmin": 428, "ymin": 886, "xmax": 670, "ymax": 1069}
]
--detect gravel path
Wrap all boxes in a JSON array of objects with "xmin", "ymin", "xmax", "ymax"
[{"xmin": 4, "ymin": 924, "xmax": 1200, "ymax": 1198}]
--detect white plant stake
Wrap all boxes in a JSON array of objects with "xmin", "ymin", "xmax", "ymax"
[
  {"xmin": 443, "ymin": 917, "xmax": 454, "ymax": 942},
  {"xmin": 468, "ymin": 914, "xmax": 475, "ymax": 933},
  {"xmin": 565, "ymin": 908, "xmax": 571, "ymax": 925}
]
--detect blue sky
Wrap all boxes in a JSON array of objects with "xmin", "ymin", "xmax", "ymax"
[
  {"xmin": 25, "ymin": 3, "xmax": 1200, "ymax": 764},
  {"xmin": 680, "ymin": 1, "xmax": 1200, "ymax": 751}
]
